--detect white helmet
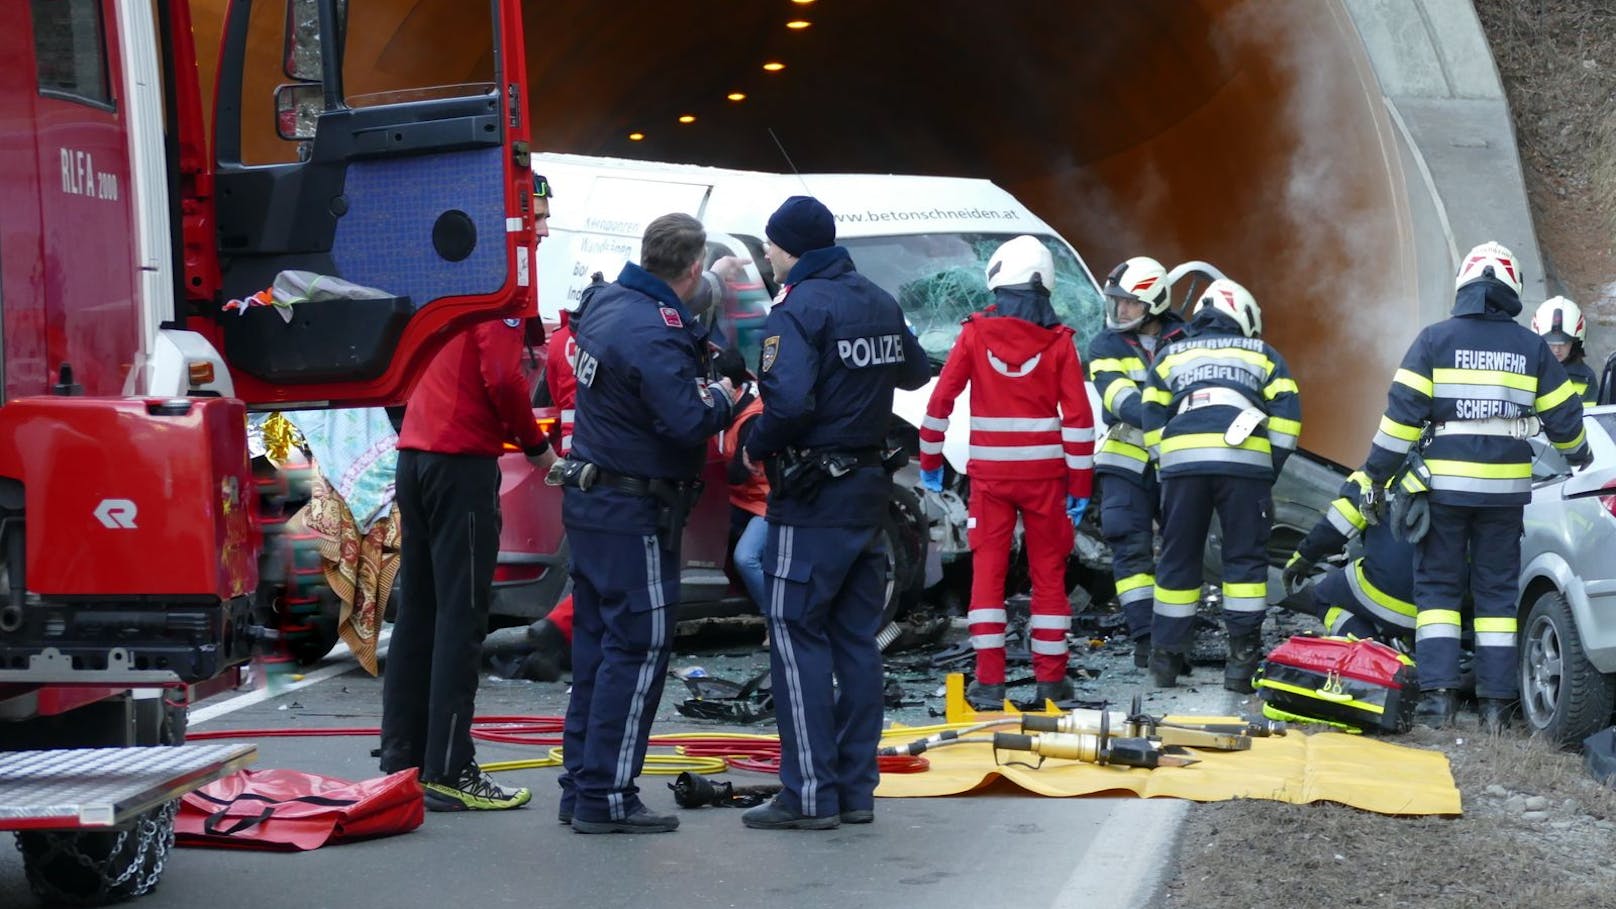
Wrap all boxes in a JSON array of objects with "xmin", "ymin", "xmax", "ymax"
[
  {"xmin": 1102, "ymin": 256, "xmax": 1170, "ymax": 331},
  {"xmin": 1193, "ymin": 278, "xmax": 1263, "ymax": 338},
  {"xmin": 1455, "ymin": 241, "xmax": 1523, "ymax": 295},
  {"xmin": 1531, "ymin": 296, "xmax": 1585, "ymax": 345},
  {"xmin": 985, "ymin": 235, "xmax": 1055, "ymax": 292}
]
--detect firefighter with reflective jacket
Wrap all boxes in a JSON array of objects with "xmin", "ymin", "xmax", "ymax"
[
  {"xmin": 1142, "ymin": 279, "xmax": 1302, "ymax": 692},
  {"xmin": 1532, "ymin": 296, "xmax": 1598, "ymax": 403},
  {"xmin": 1087, "ymin": 256, "xmax": 1187, "ymax": 668},
  {"xmin": 1281, "ymin": 471, "xmax": 1416, "ymax": 646},
  {"xmin": 1361, "ymin": 241, "xmax": 1591, "ymax": 730},
  {"xmin": 553, "ymin": 213, "xmax": 735, "ymax": 834},
  {"xmin": 740, "ymin": 196, "xmax": 930, "ymax": 830},
  {"xmin": 918, "ymin": 235, "xmax": 1096, "ymax": 709}
]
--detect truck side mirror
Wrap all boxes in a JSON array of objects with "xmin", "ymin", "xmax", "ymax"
[
  {"xmin": 284, "ymin": 0, "xmax": 346, "ymax": 82},
  {"xmin": 275, "ymin": 83, "xmax": 324, "ymax": 141}
]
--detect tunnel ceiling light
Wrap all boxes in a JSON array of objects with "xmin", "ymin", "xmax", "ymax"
[
  {"xmin": 763, "ymin": 61, "xmax": 786, "ymax": 72},
  {"xmin": 790, "ymin": 0, "xmax": 814, "ymax": 5},
  {"xmin": 727, "ymin": 92, "xmax": 747, "ymax": 102},
  {"xmin": 678, "ymin": 114, "xmax": 696, "ymax": 124},
  {"xmin": 628, "ymin": 131, "xmax": 645, "ymax": 141},
  {"xmin": 786, "ymin": 19, "xmax": 811, "ymax": 29}
]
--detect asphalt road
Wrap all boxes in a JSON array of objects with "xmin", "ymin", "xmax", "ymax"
[{"xmin": 1, "ymin": 630, "xmax": 1213, "ymax": 909}]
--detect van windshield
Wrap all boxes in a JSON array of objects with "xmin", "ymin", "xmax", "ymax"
[{"xmin": 841, "ymin": 233, "xmax": 1103, "ymax": 364}]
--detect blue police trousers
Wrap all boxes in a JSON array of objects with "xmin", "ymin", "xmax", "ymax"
[
  {"xmin": 1098, "ymin": 473, "xmax": 1159, "ymax": 641},
  {"xmin": 1152, "ymin": 474, "xmax": 1272, "ymax": 652},
  {"xmin": 558, "ymin": 528, "xmax": 678, "ymax": 823},
  {"xmin": 1413, "ymin": 502, "xmax": 1521, "ymax": 697},
  {"xmin": 763, "ymin": 522, "xmax": 886, "ymax": 820}
]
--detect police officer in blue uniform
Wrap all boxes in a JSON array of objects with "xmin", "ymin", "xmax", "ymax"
[
  {"xmin": 1282, "ymin": 471, "xmax": 1417, "ymax": 646},
  {"xmin": 740, "ymin": 196, "xmax": 929, "ymax": 830},
  {"xmin": 554, "ymin": 213, "xmax": 735, "ymax": 833},
  {"xmin": 1142, "ymin": 279, "xmax": 1302, "ymax": 693},
  {"xmin": 1087, "ymin": 256, "xmax": 1187, "ymax": 667},
  {"xmin": 1360, "ymin": 241, "xmax": 1590, "ymax": 730}
]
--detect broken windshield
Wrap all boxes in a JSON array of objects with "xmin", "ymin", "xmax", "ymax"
[{"xmin": 841, "ymin": 233, "xmax": 1103, "ymax": 363}]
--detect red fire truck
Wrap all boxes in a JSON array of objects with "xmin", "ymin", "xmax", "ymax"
[{"xmin": 0, "ymin": 0, "xmax": 533, "ymax": 901}]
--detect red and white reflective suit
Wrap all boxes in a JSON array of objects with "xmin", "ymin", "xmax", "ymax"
[
  {"xmin": 545, "ymin": 311, "xmax": 578, "ymax": 454},
  {"xmin": 919, "ymin": 310, "xmax": 1095, "ymax": 684}
]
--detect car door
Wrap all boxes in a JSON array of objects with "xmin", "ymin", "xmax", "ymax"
[{"xmin": 201, "ymin": 0, "xmax": 536, "ymax": 408}]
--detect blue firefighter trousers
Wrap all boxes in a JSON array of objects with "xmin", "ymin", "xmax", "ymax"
[
  {"xmin": 1413, "ymin": 502, "xmax": 1521, "ymax": 698},
  {"xmin": 762, "ymin": 522, "xmax": 886, "ymax": 820},
  {"xmin": 1152, "ymin": 474, "xmax": 1273, "ymax": 652},
  {"xmin": 1098, "ymin": 473, "xmax": 1159, "ymax": 641}
]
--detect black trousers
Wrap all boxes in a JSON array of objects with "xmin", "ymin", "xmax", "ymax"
[{"xmin": 379, "ymin": 449, "xmax": 501, "ymax": 782}]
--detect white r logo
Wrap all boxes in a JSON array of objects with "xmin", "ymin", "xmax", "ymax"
[{"xmin": 94, "ymin": 499, "xmax": 138, "ymax": 529}]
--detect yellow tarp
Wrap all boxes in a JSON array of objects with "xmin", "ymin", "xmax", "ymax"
[{"xmin": 873, "ymin": 677, "xmax": 1461, "ymax": 816}]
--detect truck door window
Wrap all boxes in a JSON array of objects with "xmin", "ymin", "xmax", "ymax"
[{"xmin": 30, "ymin": 0, "xmax": 112, "ymax": 108}]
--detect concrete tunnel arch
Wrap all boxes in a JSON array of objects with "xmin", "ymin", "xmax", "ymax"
[{"xmin": 195, "ymin": 0, "xmax": 1539, "ymax": 466}]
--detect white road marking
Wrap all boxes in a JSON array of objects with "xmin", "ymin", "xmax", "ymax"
[
  {"xmin": 188, "ymin": 629, "xmax": 390, "ymax": 726},
  {"xmin": 1051, "ymin": 798, "xmax": 1190, "ymax": 909}
]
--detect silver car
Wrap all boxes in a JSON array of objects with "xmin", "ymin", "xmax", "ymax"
[{"xmin": 1519, "ymin": 405, "xmax": 1616, "ymax": 746}]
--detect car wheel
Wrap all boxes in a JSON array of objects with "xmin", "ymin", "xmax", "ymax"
[
  {"xmin": 878, "ymin": 485, "xmax": 926, "ymax": 626},
  {"xmin": 1519, "ymin": 589, "xmax": 1616, "ymax": 748}
]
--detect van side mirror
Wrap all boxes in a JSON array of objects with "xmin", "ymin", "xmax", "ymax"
[
  {"xmin": 275, "ymin": 83, "xmax": 325, "ymax": 141},
  {"xmin": 284, "ymin": 0, "xmax": 346, "ymax": 82}
]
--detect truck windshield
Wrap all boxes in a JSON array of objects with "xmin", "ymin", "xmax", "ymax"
[{"xmin": 840, "ymin": 233, "xmax": 1103, "ymax": 364}]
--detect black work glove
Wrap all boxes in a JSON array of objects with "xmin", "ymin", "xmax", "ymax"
[
  {"xmin": 1282, "ymin": 553, "xmax": 1315, "ymax": 596},
  {"xmin": 1399, "ymin": 493, "xmax": 1430, "ymax": 544},
  {"xmin": 1360, "ymin": 483, "xmax": 1386, "ymax": 526},
  {"xmin": 1567, "ymin": 446, "xmax": 1594, "ymax": 471},
  {"xmin": 713, "ymin": 345, "xmax": 750, "ymax": 385}
]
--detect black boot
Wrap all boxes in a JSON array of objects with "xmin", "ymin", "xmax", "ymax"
[
  {"xmin": 1036, "ymin": 677, "xmax": 1074, "ymax": 704},
  {"xmin": 1149, "ymin": 649, "xmax": 1187, "ymax": 688},
  {"xmin": 1413, "ymin": 689, "xmax": 1458, "ymax": 728},
  {"xmin": 1224, "ymin": 631, "xmax": 1265, "ymax": 694},
  {"xmin": 1133, "ymin": 636, "xmax": 1151, "ymax": 669},
  {"xmin": 1478, "ymin": 698, "xmax": 1517, "ymax": 733},
  {"xmin": 965, "ymin": 680, "xmax": 1006, "ymax": 710}
]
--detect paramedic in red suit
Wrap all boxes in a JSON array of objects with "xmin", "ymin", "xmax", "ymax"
[{"xmin": 917, "ymin": 235, "xmax": 1095, "ymax": 708}]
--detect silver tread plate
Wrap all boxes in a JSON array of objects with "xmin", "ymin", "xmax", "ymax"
[{"xmin": 0, "ymin": 744, "xmax": 257, "ymax": 830}]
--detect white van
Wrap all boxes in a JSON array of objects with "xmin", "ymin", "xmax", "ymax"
[{"xmin": 531, "ymin": 152, "xmax": 1111, "ymax": 597}]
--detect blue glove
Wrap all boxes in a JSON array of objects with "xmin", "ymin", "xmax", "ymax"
[
  {"xmin": 1066, "ymin": 495, "xmax": 1089, "ymax": 526},
  {"xmin": 919, "ymin": 467, "xmax": 944, "ymax": 493}
]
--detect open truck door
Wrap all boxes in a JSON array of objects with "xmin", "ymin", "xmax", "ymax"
[{"xmin": 200, "ymin": 0, "xmax": 535, "ymax": 407}]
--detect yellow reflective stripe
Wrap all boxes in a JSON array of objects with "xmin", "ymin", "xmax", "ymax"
[
  {"xmin": 1432, "ymin": 367, "xmax": 1537, "ymax": 392},
  {"xmin": 1571, "ymin": 379, "xmax": 1590, "ymax": 397},
  {"xmin": 1263, "ymin": 377, "xmax": 1299, "ymax": 400},
  {"xmin": 1155, "ymin": 586, "xmax": 1200, "ymax": 606},
  {"xmin": 1101, "ymin": 440, "xmax": 1149, "ymax": 461},
  {"xmin": 1142, "ymin": 387, "xmax": 1173, "ymax": 406},
  {"xmin": 1089, "ymin": 357, "xmax": 1144, "ymax": 378},
  {"xmin": 1552, "ymin": 426, "xmax": 1587, "ymax": 452},
  {"xmin": 1332, "ymin": 497, "xmax": 1366, "ymax": 530},
  {"xmin": 1423, "ymin": 460, "xmax": 1531, "ymax": 480},
  {"xmin": 1156, "ymin": 346, "xmax": 1275, "ymax": 373},
  {"xmin": 1159, "ymin": 432, "xmax": 1271, "ymax": 454},
  {"xmin": 1394, "ymin": 369, "xmax": 1434, "ymax": 397},
  {"xmin": 1103, "ymin": 378, "xmax": 1138, "ymax": 411},
  {"xmin": 1268, "ymin": 416, "xmax": 1302, "ymax": 437},
  {"xmin": 1354, "ymin": 564, "xmax": 1417, "ymax": 617},
  {"xmin": 1223, "ymin": 582, "xmax": 1265, "ymax": 599},
  {"xmin": 1535, "ymin": 379, "xmax": 1576, "ymax": 411},
  {"xmin": 1377, "ymin": 415, "xmax": 1422, "ymax": 442},
  {"xmin": 1323, "ymin": 606, "xmax": 1349, "ymax": 629},
  {"xmin": 1143, "ymin": 429, "xmax": 1163, "ymax": 448},
  {"xmin": 1116, "ymin": 573, "xmax": 1154, "ymax": 594},
  {"xmin": 1253, "ymin": 679, "xmax": 1385, "ymax": 715},
  {"xmin": 1474, "ymin": 616, "xmax": 1517, "ymax": 634},
  {"xmin": 1416, "ymin": 609, "xmax": 1463, "ymax": 628}
]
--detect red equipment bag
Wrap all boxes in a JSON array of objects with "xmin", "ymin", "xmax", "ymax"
[
  {"xmin": 1253, "ymin": 635, "xmax": 1419, "ymax": 734},
  {"xmin": 175, "ymin": 768, "xmax": 423, "ymax": 851}
]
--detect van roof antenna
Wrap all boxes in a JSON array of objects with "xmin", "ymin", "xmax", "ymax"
[{"xmin": 768, "ymin": 127, "xmax": 813, "ymax": 195}]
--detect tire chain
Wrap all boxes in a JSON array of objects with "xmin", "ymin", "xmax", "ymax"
[{"xmin": 15, "ymin": 800, "xmax": 177, "ymax": 904}]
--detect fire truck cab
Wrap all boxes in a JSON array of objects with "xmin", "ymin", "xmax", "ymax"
[{"xmin": 0, "ymin": 0, "xmax": 533, "ymax": 901}]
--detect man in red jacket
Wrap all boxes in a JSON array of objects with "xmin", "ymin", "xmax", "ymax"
[
  {"xmin": 378, "ymin": 190, "xmax": 557, "ymax": 813},
  {"xmin": 918, "ymin": 235, "xmax": 1095, "ymax": 708}
]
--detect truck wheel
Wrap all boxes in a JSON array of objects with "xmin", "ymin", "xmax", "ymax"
[
  {"xmin": 1519, "ymin": 589, "xmax": 1616, "ymax": 748},
  {"xmin": 878, "ymin": 485, "xmax": 926, "ymax": 626},
  {"xmin": 17, "ymin": 802, "xmax": 178, "ymax": 906}
]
